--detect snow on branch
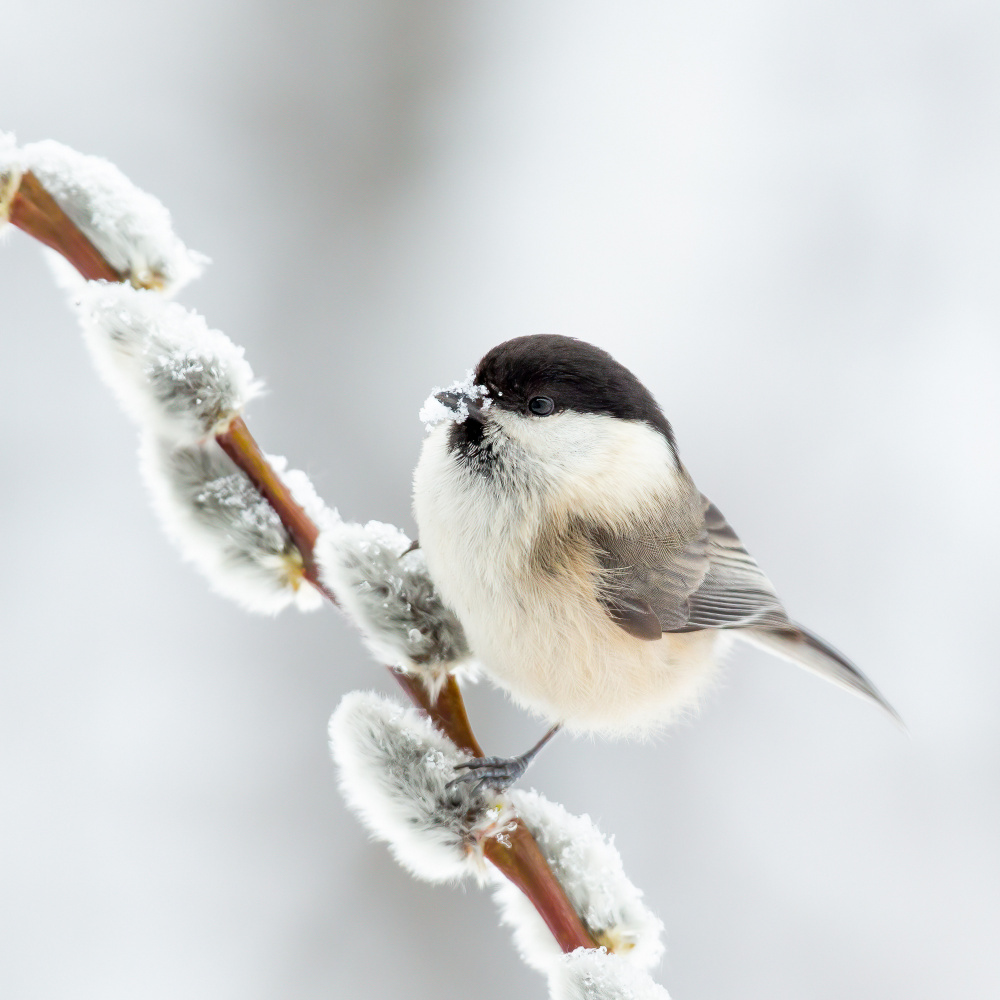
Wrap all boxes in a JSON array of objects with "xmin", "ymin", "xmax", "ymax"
[
  {"xmin": 78, "ymin": 281, "xmax": 261, "ymax": 445},
  {"xmin": 141, "ymin": 434, "xmax": 331, "ymax": 613},
  {"xmin": 495, "ymin": 790, "xmax": 664, "ymax": 974},
  {"xmin": 0, "ymin": 133, "xmax": 205, "ymax": 293},
  {"xmin": 551, "ymin": 949, "xmax": 672, "ymax": 1000}
]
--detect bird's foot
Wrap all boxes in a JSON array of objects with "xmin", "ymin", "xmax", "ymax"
[
  {"xmin": 447, "ymin": 726, "xmax": 561, "ymax": 797},
  {"xmin": 447, "ymin": 754, "xmax": 532, "ymax": 797}
]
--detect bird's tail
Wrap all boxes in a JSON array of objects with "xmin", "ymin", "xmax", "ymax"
[{"xmin": 742, "ymin": 624, "xmax": 905, "ymax": 730}]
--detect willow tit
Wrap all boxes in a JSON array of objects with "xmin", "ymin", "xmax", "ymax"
[{"xmin": 413, "ymin": 335, "xmax": 898, "ymax": 787}]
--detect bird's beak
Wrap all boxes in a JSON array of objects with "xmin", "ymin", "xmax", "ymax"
[{"xmin": 434, "ymin": 390, "xmax": 487, "ymax": 424}]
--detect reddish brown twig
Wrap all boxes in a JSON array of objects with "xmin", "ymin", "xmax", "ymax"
[
  {"xmin": 394, "ymin": 671, "xmax": 485, "ymax": 757},
  {"xmin": 484, "ymin": 826, "xmax": 596, "ymax": 951},
  {"xmin": 7, "ymin": 171, "xmax": 123, "ymax": 282},
  {"xmin": 7, "ymin": 166, "xmax": 599, "ymax": 955},
  {"xmin": 214, "ymin": 415, "xmax": 338, "ymax": 604}
]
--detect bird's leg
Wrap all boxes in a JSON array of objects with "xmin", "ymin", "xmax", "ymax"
[{"xmin": 448, "ymin": 724, "xmax": 562, "ymax": 796}]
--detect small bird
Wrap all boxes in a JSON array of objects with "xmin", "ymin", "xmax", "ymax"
[{"xmin": 413, "ymin": 335, "xmax": 899, "ymax": 790}]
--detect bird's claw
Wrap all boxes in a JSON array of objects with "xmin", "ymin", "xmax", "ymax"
[{"xmin": 447, "ymin": 755, "xmax": 529, "ymax": 796}]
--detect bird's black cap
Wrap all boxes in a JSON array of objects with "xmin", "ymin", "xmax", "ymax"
[{"xmin": 474, "ymin": 334, "xmax": 676, "ymax": 448}]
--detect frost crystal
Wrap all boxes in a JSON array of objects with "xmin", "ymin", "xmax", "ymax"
[
  {"xmin": 329, "ymin": 691, "xmax": 512, "ymax": 883},
  {"xmin": 418, "ymin": 369, "xmax": 491, "ymax": 430},
  {"xmin": 550, "ymin": 949, "xmax": 671, "ymax": 1000},
  {"xmin": 77, "ymin": 281, "xmax": 261, "ymax": 445},
  {"xmin": 7, "ymin": 138, "xmax": 205, "ymax": 293},
  {"xmin": 141, "ymin": 434, "xmax": 325, "ymax": 614},
  {"xmin": 492, "ymin": 790, "xmax": 664, "ymax": 974},
  {"xmin": 316, "ymin": 520, "xmax": 473, "ymax": 696}
]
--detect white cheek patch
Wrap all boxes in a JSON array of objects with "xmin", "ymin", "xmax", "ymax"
[{"xmin": 494, "ymin": 409, "xmax": 684, "ymax": 525}]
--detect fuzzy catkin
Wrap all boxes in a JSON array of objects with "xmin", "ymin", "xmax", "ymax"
[
  {"xmin": 492, "ymin": 789, "xmax": 664, "ymax": 974},
  {"xmin": 317, "ymin": 520, "xmax": 473, "ymax": 694},
  {"xmin": 329, "ymin": 691, "xmax": 512, "ymax": 883},
  {"xmin": 550, "ymin": 949, "xmax": 671, "ymax": 1000},
  {"xmin": 140, "ymin": 434, "xmax": 325, "ymax": 614},
  {"xmin": 78, "ymin": 282, "xmax": 260, "ymax": 445},
  {"xmin": 5, "ymin": 137, "xmax": 205, "ymax": 293}
]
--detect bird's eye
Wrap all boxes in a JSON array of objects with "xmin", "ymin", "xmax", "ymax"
[{"xmin": 528, "ymin": 396, "xmax": 555, "ymax": 416}]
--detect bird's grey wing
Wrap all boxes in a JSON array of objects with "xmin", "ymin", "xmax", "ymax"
[
  {"xmin": 589, "ymin": 498, "xmax": 902, "ymax": 721},
  {"xmin": 694, "ymin": 509, "xmax": 902, "ymax": 720},
  {"xmin": 587, "ymin": 495, "xmax": 791, "ymax": 636},
  {"xmin": 596, "ymin": 589, "xmax": 665, "ymax": 640},
  {"xmin": 683, "ymin": 500, "xmax": 791, "ymax": 630}
]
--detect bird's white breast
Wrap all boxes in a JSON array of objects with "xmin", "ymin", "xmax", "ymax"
[{"xmin": 412, "ymin": 413, "xmax": 724, "ymax": 736}]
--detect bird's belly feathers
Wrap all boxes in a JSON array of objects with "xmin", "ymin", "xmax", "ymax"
[
  {"xmin": 462, "ymin": 593, "xmax": 726, "ymax": 736},
  {"xmin": 414, "ymin": 443, "xmax": 723, "ymax": 735}
]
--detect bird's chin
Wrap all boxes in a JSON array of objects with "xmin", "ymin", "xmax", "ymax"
[{"xmin": 447, "ymin": 415, "xmax": 503, "ymax": 474}]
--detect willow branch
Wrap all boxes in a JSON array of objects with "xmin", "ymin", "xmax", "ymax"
[
  {"xmin": 214, "ymin": 415, "xmax": 340, "ymax": 602},
  {"xmin": 8, "ymin": 171, "xmax": 123, "ymax": 282},
  {"xmin": 7, "ymin": 167, "xmax": 598, "ymax": 955},
  {"xmin": 394, "ymin": 671, "xmax": 484, "ymax": 757}
]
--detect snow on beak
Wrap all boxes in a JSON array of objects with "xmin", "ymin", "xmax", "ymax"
[{"xmin": 434, "ymin": 390, "xmax": 487, "ymax": 424}]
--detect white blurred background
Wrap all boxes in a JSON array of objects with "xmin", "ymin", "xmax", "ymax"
[{"xmin": 2, "ymin": 2, "xmax": 999, "ymax": 998}]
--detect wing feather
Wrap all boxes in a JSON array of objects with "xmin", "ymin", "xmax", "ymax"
[
  {"xmin": 588, "ymin": 496, "xmax": 790, "ymax": 635},
  {"xmin": 585, "ymin": 494, "xmax": 902, "ymax": 721}
]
